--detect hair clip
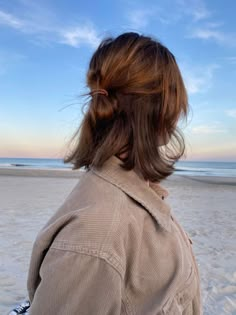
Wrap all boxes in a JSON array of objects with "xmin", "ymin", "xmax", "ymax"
[{"xmin": 90, "ymin": 88, "xmax": 108, "ymax": 96}]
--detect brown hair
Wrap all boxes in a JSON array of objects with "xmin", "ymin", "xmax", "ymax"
[{"xmin": 63, "ymin": 32, "xmax": 189, "ymax": 182}]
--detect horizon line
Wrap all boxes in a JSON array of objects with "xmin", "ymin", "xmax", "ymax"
[{"xmin": 0, "ymin": 156, "xmax": 235, "ymax": 163}]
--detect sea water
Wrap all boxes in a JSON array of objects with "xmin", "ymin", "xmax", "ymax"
[
  {"xmin": 175, "ymin": 160, "xmax": 236, "ymax": 177},
  {"xmin": 0, "ymin": 157, "xmax": 72, "ymax": 170},
  {"xmin": 0, "ymin": 157, "xmax": 236, "ymax": 177}
]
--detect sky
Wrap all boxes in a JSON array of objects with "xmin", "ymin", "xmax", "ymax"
[{"xmin": 0, "ymin": 0, "xmax": 235, "ymax": 162}]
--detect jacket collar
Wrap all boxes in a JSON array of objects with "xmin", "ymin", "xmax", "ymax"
[{"xmin": 90, "ymin": 155, "xmax": 172, "ymax": 232}]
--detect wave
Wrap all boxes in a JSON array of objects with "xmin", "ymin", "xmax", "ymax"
[{"xmin": 11, "ymin": 163, "xmax": 31, "ymax": 167}]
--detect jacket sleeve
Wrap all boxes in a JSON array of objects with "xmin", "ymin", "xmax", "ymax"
[{"xmin": 28, "ymin": 247, "xmax": 122, "ymax": 315}]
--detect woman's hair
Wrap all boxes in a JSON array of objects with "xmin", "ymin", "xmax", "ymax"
[{"xmin": 64, "ymin": 32, "xmax": 189, "ymax": 182}]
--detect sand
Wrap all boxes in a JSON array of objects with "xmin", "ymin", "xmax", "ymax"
[{"xmin": 0, "ymin": 168, "xmax": 235, "ymax": 315}]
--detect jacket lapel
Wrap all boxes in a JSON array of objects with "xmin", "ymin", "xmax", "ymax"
[{"xmin": 90, "ymin": 155, "xmax": 172, "ymax": 233}]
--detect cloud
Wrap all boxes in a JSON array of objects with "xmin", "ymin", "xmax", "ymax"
[
  {"xmin": 126, "ymin": 0, "xmax": 210, "ymax": 29},
  {"xmin": 190, "ymin": 28, "xmax": 224, "ymax": 42},
  {"xmin": 59, "ymin": 26, "xmax": 101, "ymax": 48},
  {"xmin": 180, "ymin": 63, "xmax": 219, "ymax": 94},
  {"xmin": 126, "ymin": 9, "xmax": 157, "ymax": 29},
  {"xmin": 225, "ymin": 109, "xmax": 236, "ymax": 118},
  {"xmin": 0, "ymin": 9, "xmax": 24, "ymax": 29},
  {"xmin": 191, "ymin": 124, "xmax": 227, "ymax": 134},
  {"xmin": 126, "ymin": 0, "xmax": 212, "ymax": 28},
  {"xmin": 182, "ymin": 3, "xmax": 236, "ymax": 47},
  {"xmin": 176, "ymin": 0, "xmax": 210, "ymax": 21},
  {"xmin": 189, "ymin": 23, "xmax": 236, "ymax": 46},
  {"xmin": 0, "ymin": 7, "xmax": 100, "ymax": 49},
  {"xmin": 0, "ymin": 7, "xmax": 51, "ymax": 34}
]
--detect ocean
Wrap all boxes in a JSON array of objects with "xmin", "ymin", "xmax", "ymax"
[
  {"xmin": 175, "ymin": 160, "xmax": 236, "ymax": 177},
  {"xmin": 0, "ymin": 157, "xmax": 236, "ymax": 177}
]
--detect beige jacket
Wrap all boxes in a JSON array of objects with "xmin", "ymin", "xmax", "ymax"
[{"xmin": 27, "ymin": 155, "xmax": 202, "ymax": 315}]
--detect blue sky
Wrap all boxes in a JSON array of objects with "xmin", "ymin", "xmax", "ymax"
[{"xmin": 0, "ymin": 0, "xmax": 235, "ymax": 161}]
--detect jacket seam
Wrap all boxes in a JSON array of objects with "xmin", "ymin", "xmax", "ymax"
[
  {"xmin": 50, "ymin": 243, "xmax": 125, "ymax": 278},
  {"xmin": 48, "ymin": 246, "xmax": 132, "ymax": 314},
  {"xmin": 123, "ymin": 292, "xmax": 134, "ymax": 315}
]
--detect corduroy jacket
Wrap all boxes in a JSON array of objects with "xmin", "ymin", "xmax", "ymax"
[{"xmin": 27, "ymin": 155, "xmax": 202, "ymax": 314}]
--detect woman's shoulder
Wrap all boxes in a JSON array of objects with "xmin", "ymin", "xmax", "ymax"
[
  {"xmin": 41, "ymin": 169, "xmax": 125, "ymax": 226},
  {"xmin": 35, "ymin": 169, "xmax": 133, "ymax": 252}
]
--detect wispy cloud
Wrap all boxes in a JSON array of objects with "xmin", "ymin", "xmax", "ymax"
[
  {"xmin": 176, "ymin": 0, "xmax": 210, "ymax": 21},
  {"xmin": 0, "ymin": 6, "xmax": 53, "ymax": 34},
  {"xmin": 180, "ymin": 63, "xmax": 219, "ymax": 94},
  {"xmin": 0, "ymin": 7, "xmax": 100, "ymax": 49},
  {"xmin": 59, "ymin": 25, "xmax": 101, "ymax": 48},
  {"xmin": 125, "ymin": 0, "xmax": 210, "ymax": 29},
  {"xmin": 178, "ymin": 1, "xmax": 236, "ymax": 47},
  {"xmin": 0, "ymin": 9, "xmax": 24, "ymax": 29},
  {"xmin": 190, "ymin": 28, "xmax": 224, "ymax": 43},
  {"xmin": 126, "ymin": 9, "xmax": 157, "ymax": 29},
  {"xmin": 191, "ymin": 28, "xmax": 223, "ymax": 41},
  {"xmin": 189, "ymin": 23, "xmax": 236, "ymax": 46},
  {"xmin": 225, "ymin": 109, "xmax": 236, "ymax": 118},
  {"xmin": 141, "ymin": 1, "xmax": 236, "ymax": 48},
  {"xmin": 191, "ymin": 123, "xmax": 227, "ymax": 134}
]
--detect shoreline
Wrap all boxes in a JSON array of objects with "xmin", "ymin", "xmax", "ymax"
[
  {"xmin": 0, "ymin": 167, "xmax": 83, "ymax": 178},
  {"xmin": 179, "ymin": 174, "xmax": 236, "ymax": 186},
  {"xmin": 0, "ymin": 167, "xmax": 236, "ymax": 185}
]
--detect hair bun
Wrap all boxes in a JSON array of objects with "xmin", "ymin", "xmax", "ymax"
[{"xmin": 89, "ymin": 94, "xmax": 118, "ymax": 124}]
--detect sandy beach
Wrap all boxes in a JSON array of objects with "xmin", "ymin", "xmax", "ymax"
[{"xmin": 0, "ymin": 168, "xmax": 235, "ymax": 315}]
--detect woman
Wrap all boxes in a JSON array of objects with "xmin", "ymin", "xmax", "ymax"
[{"xmin": 26, "ymin": 32, "xmax": 202, "ymax": 314}]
